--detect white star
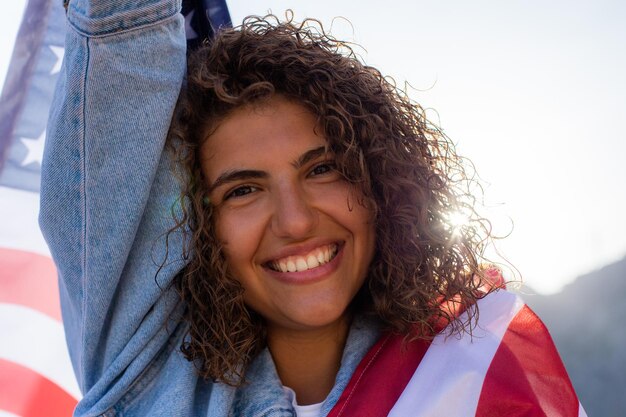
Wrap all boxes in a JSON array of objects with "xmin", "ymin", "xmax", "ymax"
[
  {"xmin": 184, "ymin": 10, "xmax": 198, "ymax": 39},
  {"xmin": 49, "ymin": 45, "xmax": 64, "ymax": 75},
  {"xmin": 19, "ymin": 130, "xmax": 46, "ymax": 167}
]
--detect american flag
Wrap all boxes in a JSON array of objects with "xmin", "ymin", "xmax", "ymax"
[
  {"xmin": 326, "ymin": 289, "xmax": 588, "ymax": 417},
  {"xmin": 0, "ymin": 0, "xmax": 79, "ymax": 414},
  {"xmin": 0, "ymin": 0, "xmax": 230, "ymax": 415}
]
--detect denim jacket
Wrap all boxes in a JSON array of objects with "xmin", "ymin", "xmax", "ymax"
[{"xmin": 39, "ymin": 1, "xmax": 380, "ymax": 416}]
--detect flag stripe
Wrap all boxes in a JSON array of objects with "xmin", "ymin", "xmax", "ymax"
[
  {"xmin": 327, "ymin": 333, "xmax": 431, "ymax": 417},
  {"xmin": 0, "ymin": 186, "xmax": 50, "ymax": 257},
  {"xmin": 0, "ymin": 358, "xmax": 76, "ymax": 417},
  {"xmin": 0, "ymin": 304, "xmax": 80, "ymax": 398},
  {"xmin": 475, "ymin": 305, "xmax": 580, "ymax": 416},
  {"xmin": 0, "ymin": 247, "xmax": 60, "ymax": 321},
  {"xmin": 388, "ymin": 290, "xmax": 524, "ymax": 416}
]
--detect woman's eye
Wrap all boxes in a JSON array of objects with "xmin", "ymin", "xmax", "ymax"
[
  {"xmin": 225, "ymin": 185, "xmax": 256, "ymax": 200},
  {"xmin": 310, "ymin": 162, "xmax": 336, "ymax": 176}
]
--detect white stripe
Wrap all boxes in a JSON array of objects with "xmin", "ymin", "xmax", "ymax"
[
  {"xmin": 578, "ymin": 403, "xmax": 588, "ymax": 417},
  {"xmin": 0, "ymin": 303, "xmax": 80, "ymax": 399},
  {"xmin": 388, "ymin": 290, "xmax": 524, "ymax": 417},
  {"xmin": 0, "ymin": 185, "xmax": 50, "ymax": 257},
  {"xmin": 0, "ymin": 410, "xmax": 21, "ymax": 417}
]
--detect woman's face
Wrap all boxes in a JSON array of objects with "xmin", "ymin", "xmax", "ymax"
[{"xmin": 201, "ymin": 96, "xmax": 376, "ymax": 334}]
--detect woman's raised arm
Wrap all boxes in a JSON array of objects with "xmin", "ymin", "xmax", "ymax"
[{"xmin": 39, "ymin": 0, "xmax": 188, "ymax": 413}]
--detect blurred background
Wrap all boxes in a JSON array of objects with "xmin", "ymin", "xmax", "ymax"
[{"xmin": 1, "ymin": 1, "xmax": 624, "ymax": 416}]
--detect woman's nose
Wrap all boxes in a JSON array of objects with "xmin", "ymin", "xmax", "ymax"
[{"xmin": 270, "ymin": 184, "xmax": 317, "ymax": 239}]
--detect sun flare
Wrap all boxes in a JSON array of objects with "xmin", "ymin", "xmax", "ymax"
[{"xmin": 448, "ymin": 211, "xmax": 470, "ymax": 228}]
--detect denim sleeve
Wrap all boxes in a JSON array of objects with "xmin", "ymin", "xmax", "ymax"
[{"xmin": 40, "ymin": 0, "xmax": 188, "ymax": 412}]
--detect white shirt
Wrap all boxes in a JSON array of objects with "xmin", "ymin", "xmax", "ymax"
[{"xmin": 283, "ymin": 386, "xmax": 324, "ymax": 417}]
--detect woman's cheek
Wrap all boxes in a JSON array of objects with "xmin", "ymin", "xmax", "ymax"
[{"xmin": 215, "ymin": 201, "xmax": 269, "ymax": 263}]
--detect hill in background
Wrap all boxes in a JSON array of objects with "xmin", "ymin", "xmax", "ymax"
[{"xmin": 520, "ymin": 256, "xmax": 626, "ymax": 417}]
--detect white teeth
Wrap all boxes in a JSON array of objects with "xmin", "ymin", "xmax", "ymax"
[
  {"xmin": 306, "ymin": 254, "xmax": 320, "ymax": 269},
  {"xmin": 316, "ymin": 251, "xmax": 325, "ymax": 263},
  {"xmin": 271, "ymin": 244, "xmax": 339, "ymax": 273},
  {"xmin": 287, "ymin": 260, "xmax": 296, "ymax": 272},
  {"xmin": 296, "ymin": 258, "xmax": 308, "ymax": 272}
]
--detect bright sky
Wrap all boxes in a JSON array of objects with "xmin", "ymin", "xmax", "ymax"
[{"xmin": 2, "ymin": 0, "xmax": 625, "ymax": 294}]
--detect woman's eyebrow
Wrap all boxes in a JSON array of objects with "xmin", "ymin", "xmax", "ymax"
[
  {"xmin": 293, "ymin": 146, "xmax": 328, "ymax": 169},
  {"xmin": 208, "ymin": 170, "xmax": 267, "ymax": 192},
  {"xmin": 208, "ymin": 146, "xmax": 327, "ymax": 192}
]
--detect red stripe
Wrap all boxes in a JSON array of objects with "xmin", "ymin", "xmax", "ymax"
[
  {"xmin": 326, "ymin": 274, "xmax": 500, "ymax": 417},
  {"xmin": 476, "ymin": 305, "xmax": 579, "ymax": 417},
  {"xmin": 0, "ymin": 359, "xmax": 77, "ymax": 417},
  {"xmin": 327, "ymin": 270, "xmax": 505, "ymax": 417},
  {"xmin": 0, "ymin": 247, "xmax": 61, "ymax": 321},
  {"xmin": 327, "ymin": 332, "xmax": 431, "ymax": 417}
]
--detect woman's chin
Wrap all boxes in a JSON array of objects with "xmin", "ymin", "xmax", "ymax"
[{"xmin": 267, "ymin": 305, "xmax": 352, "ymax": 335}]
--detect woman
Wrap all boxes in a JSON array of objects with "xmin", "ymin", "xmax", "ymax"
[{"xmin": 41, "ymin": 1, "xmax": 583, "ymax": 416}]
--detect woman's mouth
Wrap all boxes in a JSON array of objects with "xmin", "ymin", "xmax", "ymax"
[{"xmin": 266, "ymin": 243, "xmax": 339, "ymax": 273}]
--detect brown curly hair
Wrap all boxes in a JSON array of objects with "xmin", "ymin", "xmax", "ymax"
[{"xmin": 167, "ymin": 13, "xmax": 494, "ymax": 386}]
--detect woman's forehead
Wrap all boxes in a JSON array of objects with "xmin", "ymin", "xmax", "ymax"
[{"xmin": 200, "ymin": 96, "xmax": 328, "ymax": 177}]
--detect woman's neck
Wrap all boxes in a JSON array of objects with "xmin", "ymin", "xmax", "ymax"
[{"xmin": 267, "ymin": 315, "xmax": 351, "ymax": 405}]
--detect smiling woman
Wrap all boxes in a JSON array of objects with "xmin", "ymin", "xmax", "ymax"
[
  {"xmin": 201, "ymin": 98, "xmax": 376, "ymax": 403},
  {"xmin": 169, "ymin": 14, "xmax": 492, "ymax": 393},
  {"xmin": 40, "ymin": 1, "xmax": 585, "ymax": 416}
]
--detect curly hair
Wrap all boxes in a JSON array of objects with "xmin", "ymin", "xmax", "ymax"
[{"xmin": 167, "ymin": 14, "xmax": 494, "ymax": 386}]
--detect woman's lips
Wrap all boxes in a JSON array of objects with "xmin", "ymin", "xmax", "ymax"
[
  {"xmin": 267, "ymin": 243, "xmax": 339, "ymax": 273},
  {"xmin": 263, "ymin": 243, "xmax": 344, "ymax": 284}
]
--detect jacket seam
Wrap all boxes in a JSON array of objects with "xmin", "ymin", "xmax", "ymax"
[
  {"xmin": 80, "ymin": 34, "xmax": 89, "ymax": 394},
  {"xmin": 66, "ymin": 4, "xmax": 180, "ymax": 39}
]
